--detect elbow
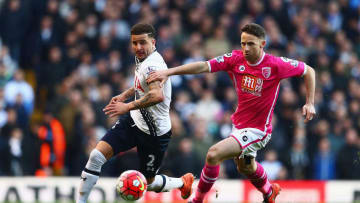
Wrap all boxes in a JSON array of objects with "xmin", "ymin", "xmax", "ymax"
[
  {"xmin": 156, "ymin": 94, "xmax": 165, "ymax": 103},
  {"xmin": 149, "ymin": 91, "xmax": 164, "ymax": 103},
  {"xmin": 308, "ymin": 65, "xmax": 315, "ymax": 74},
  {"xmin": 305, "ymin": 65, "xmax": 315, "ymax": 77},
  {"xmin": 310, "ymin": 67, "xmax": 315, "ymax": 76}
]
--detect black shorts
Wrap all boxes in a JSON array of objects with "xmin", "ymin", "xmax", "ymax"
[{"xmin": 101, "ymin": 112, "xmax": 171, "ymax": 179}]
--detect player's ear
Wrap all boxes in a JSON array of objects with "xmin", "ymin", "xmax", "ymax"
[{"xmin": 260, "ymin": 39, "xmax": 266, "ymax": 48}]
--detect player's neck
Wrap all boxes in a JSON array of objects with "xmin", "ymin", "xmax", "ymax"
[{"xmin": 247, "ymin": 51, "xmax": 265, "ymax": 66}]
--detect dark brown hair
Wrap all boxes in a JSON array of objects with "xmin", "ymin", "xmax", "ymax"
[
  {"xmin": 241, "ymin": 23, "xmax": 266, "ymax": 39},
  {"xmin": 131, "ymin": 23, "xmax": 156, "ymax": 38}
]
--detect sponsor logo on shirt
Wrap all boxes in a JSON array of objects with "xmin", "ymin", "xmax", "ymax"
[
  {"xmin": 241, "ymin": 74, "xmax": 263, "ymax": 96},
  {"xmin": 146, "ymin": 66, "xmax": 156, "ymax": 76},
  {"xmin": 262, "ymin": 67, "xmax": 271, "ymax": 78},
  {"xmin": 215, "ymin": 53, "xmax": 232, "ymax": 63},
  {"xmin": 215, "ymin": 56, "xmax": 224, "ymax": 63}
]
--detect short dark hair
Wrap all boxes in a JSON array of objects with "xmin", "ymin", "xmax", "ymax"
[
  {"xmin": 241, "ymin": 23, "xmax": 266, "ymax": 39},
  {"xmin": 131, "ymin": 23, "xmax": 156, "ymax": 38}
]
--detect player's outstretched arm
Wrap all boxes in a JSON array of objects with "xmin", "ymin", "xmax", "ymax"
[
  {"xmin": 146, "ymin": 61, "xmax": 209, "ymax": 84},
  {"xmin": 302, "ymin": 64, "xmax": 316, "ymax": 122},
  {"xmin": 167, "ymin": 61, "xmax": 210, "ymax": 75}
]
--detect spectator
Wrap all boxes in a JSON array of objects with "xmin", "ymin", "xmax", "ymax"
[
  {"xmin": 0, "ymin": 45, "xmax": 17, "ymax": 79},
  {"xmin": 313, "ymin": 137, "xmax": 336, "ymax": 180},
  {"xmin": 36, "ymin": 109, "xmax": 66, "ymax": 176},
  {"xmin": 204, "ymin": 26, "xmax": 231, "ymax": 59},
  {"xmin": 194, "ymin": 89, "xmax": 222, "ymax": 124},
  {"xmin": 39, "ymin": 46, "xmax": 67, "ymax": 101},
  {"xmin": 0, "ymin": 62, "xmax": 11, "ymax": 88},
  {"xmin": 327, "ymin": 1, "xmax": 343, "ymax": 32},
  {"xmin": 284, "ymin": 128, "xmax": 310, "ymax": 179},
  {"xmin": 58, "ymin": 88, "xmax": 82, "ymax": 141},
  {"xmin": 261, "ymin": 150, "xmax": 284, "ymax": 180},
  {"xmin": 191, "ymin": 118, "xmax": 214, "ymax": 166},
  {"xmin": 4, "ymin": 69, "xmax": 34, "ymax": 116},
  {"xmin": 336, "ymin": 128, "xmax": 360, "ymax": 179},
  {"xmin": 8, "ymin": 128, "xmax": 23, "ymax": 176},
  {"xmin": 168, "ymin": 138, "xmax": 202, "ymax": 178},
  {"xmin": 92, "ymin": 83, "xmax": 112, "ymax": 128},
  {"xmin": 99, "ymin": 3, "xmax": 130, "ymax": 41},
  {"xmin": 0, "ymin": 0, "xmax": 26, "ymax": 61}
]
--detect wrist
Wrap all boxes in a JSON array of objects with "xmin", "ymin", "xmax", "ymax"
[
  {"xmin": 166, "ymin": 69, "xmax": 173, "ymax": 76},
  {"xmin": 126, "ymin": 102, "xmax": 134, "ymax": 111},
  {"xmin": 118, "ymin": 94, "xmax": 125, "ymax": 100}
]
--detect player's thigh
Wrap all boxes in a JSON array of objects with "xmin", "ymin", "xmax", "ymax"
[
  {"xmin": 100, "ymin": 113, "xmax": 137, "ymax": 157},
  {"xmin": 231, "ymin": 128, "xmax": 271, "ymax": 158},
  {"xmin": 208, "ymin": 137, "xmax": 242, "ymax": 162},
  {"xmin": 137, "ymin": 131, "xmax": 172, "ymax": 179}
]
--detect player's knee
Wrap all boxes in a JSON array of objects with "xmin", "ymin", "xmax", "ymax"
[
  {"xmin": 84, "ymin": 149, "xmax": 107, "ymax": 172},
  {"xmin": 95, "ymin": 141, "xmax": 113, "ymax": 160},
  {"xmin": 88, "ymin": 149, "xmax": 107, "ymax": 165},
  {"xmin": 206, "ymin": 146, "xmax": 220, "ymax": 165}
]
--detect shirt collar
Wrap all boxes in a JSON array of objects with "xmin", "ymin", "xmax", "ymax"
[{"xmin": 247, "ymin": 51, "xmax": 265, "ymax": 66}]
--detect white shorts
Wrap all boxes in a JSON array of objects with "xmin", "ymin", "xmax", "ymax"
[{"xmin": 230, "ymin": 127, "xmax": 271, "ymax": 158}]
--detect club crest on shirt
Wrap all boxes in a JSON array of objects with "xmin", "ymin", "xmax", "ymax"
[
  {"xmin": 224, "ymin": 53, "xmax": 232, "ymax": 57},
  {"xmin": 262, "ymin": 67, "xmax": 271, "ymax": 79},
  {"xmin": 239, "ymin": 65, "xmax": 245, "ymax": 71}
]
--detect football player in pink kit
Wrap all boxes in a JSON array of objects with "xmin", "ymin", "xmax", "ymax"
[{"xmin": 147, "ymin": 23, "xmax": 316, "ymax": 203}]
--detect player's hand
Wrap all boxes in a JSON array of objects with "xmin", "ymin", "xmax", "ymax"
[
  {"xmin": 109, "ymin": 95, "xmax": 124, "ymax": 104},
  {"xmin": 302, "ymin": 103, "xmax": 316, "ymax": 123},
  {"xmin": 146, "ymin": 70, "xmax": 168, "ymax": 87},
  {"xmin": 103, "ymin": 102, "xmax": 129, "ymax": 117}
]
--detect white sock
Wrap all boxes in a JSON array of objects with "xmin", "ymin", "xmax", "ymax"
[
  {"xmin": 147, "ymin": 174, "xmax": 184, "ymax": 192},
  {"xmin": 77, "ymin": 171, "xmax": 99, "ymax": 203},
  {"xmin": 77, "ymin": 149, "xmax": 107, "ymax": 203},
  {"xmin": 85, "ymin": 149, "xmax": 107, "ymax": 172}
]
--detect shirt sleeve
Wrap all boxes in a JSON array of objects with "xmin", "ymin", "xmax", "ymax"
[
  {"xmin": 141, "ymin": 61, "xmax": 166, "ymax": 86},
  {"xmin": 142, "ymin": 62, "xmax": 163, "ymax": 79},
  {"xmin": 207, "ymin": 52, "xmax": 235, "ymax": 73},
  {"xmin": 276, "ymin": 56, "xmax": 306, "ymax": 79}
]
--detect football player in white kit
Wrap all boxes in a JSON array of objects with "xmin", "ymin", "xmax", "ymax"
[{"xmin": 76, "ymin": 23, "xmax": 194, "ymax": 203}]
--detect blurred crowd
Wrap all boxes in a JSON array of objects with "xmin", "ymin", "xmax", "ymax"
[{"xmin": 0, "ymin": 0, "xmax": 360, "ymax": 180}]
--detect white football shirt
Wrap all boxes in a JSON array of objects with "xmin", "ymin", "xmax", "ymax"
[{"xmin": 130, "ymin": 51, "xmax": 172, "ymax": 136}]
